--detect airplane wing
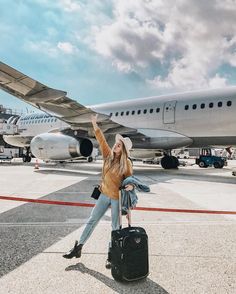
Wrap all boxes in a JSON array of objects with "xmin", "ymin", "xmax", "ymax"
[{"xmin": 0, "ymin": 61, "xmax": 138, "ymax": 137}]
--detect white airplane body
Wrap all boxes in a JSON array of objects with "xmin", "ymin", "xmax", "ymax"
[{"xmin": 0, "ymin": 61, "xmax": 236, "ymax": 168}]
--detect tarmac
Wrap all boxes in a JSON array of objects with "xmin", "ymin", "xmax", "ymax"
[{"xmin": 0, "ymin": 159, "xmax": 236, "ymax": 294}]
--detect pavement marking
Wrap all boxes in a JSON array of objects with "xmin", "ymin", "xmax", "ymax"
[
  {"xmin": 1, "ymin": 195, "xmax": 236, "ymax": 215},
  {"xmin": 37, "ymin": 168, "xmax": 100, "ymax": 175},
  {"xmin": 0, "ymin": 220, "xmax": 235, "ymax": 226}
]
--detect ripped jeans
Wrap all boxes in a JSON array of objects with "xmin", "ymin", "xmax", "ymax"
[{"xmin": 79, "ymin": 193, "xmax": 119, "ymax": 245}]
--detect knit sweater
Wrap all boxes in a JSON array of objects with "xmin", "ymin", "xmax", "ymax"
[{"xmin": 94, "ymin": 128, "xmax": 133, "ymax": 199}]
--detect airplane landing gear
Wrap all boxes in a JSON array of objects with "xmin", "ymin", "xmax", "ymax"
[
  {"xmin": 87, "ymin": 156, "xmax": 93, "ymax": 162},
  {"xmin": 161, "ymin": 154, "xmax": 179, "ymax": 169},
  {"xmin": 23, "ymin": 147, "xmax": 32, "ymax": 162}
]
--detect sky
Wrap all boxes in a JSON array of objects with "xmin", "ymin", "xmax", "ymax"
[{"xmin": 1, "ymin": 0, "xmax": 236, "ymax": 114}]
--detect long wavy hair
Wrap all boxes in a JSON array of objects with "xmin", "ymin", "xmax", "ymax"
[{"xmin": 105, "ymin": 141, "xmax": 129, "ymax": 176}]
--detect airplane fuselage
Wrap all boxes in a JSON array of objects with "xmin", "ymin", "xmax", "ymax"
[
  {"xmin": 3, "ymin": 87, "xmax": 236, "ymax": 150},
  {"xmin": 92, "ymin": 87, "xmax": 236, "ymax": 148}
]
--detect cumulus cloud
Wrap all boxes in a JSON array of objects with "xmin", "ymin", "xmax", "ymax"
[{"xmin": 90, "ymin": 0, "xmax": 236, "ymax": 90}]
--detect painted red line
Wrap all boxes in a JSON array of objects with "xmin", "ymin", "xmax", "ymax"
[
  {"xmin": 0, "ymin": 196, "xmax": 95, "ymax": 208},
  {"xmin": 134, "ymin": 206, "xmax": 236, "ymax": 215},
  {"xmin": 1, "ymin": 195, "xmax": 236, "ymax": 215}
]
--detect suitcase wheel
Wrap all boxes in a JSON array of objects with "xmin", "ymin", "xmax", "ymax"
[{"xmin": 111, "ymin": 265, "xmax": 123, "ymax": 281}]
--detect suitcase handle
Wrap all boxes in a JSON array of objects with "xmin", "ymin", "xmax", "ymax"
[{"xmin": 118, "ymin": 188, "xmax": 131, "ymax": 229}]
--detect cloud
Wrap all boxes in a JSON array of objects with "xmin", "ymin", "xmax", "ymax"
[
  {"xmin": 25, "ymin": 40, "xmax": 59, "ymax": 58},
  {"xmin": 25, "ymin": 40, "xmax": 78, "ymax": 57},
  {"xmin": 57, "ymin": 41, "xmax": 78, "ymax": 54},
  {"xmin": 59, "ymin": 0, "xmax": 81, "ymax": 12},
  {"xmin": 90, "ymin": 0, "xmax": 236, "ymax": 90}
]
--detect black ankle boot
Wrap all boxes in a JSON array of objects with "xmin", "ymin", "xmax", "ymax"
[
  {"xmin": 105, "ymin": 249, "xmax": 112, "ymax": 269},
  {"xmin": 63, "ymin": 241, "xmax": 83, "ymax": 259}
]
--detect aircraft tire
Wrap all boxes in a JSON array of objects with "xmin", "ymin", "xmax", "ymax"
[
  {"xmin": 87, "ymin": 156, "xmax": 93, "ymax": 162},
  {"xmin": 161, "ymin": 156, "xmax": 179, "ymax": 169}
]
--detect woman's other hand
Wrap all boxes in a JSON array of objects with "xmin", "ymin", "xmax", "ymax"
[{"xmin": 124, "ymin": 184, "xmax": 134, "ymax": 191}]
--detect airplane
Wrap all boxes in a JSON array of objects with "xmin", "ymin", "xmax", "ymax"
[{"xmin": 0, "ymin": 61, "xmax": 236, "ymax": 169}]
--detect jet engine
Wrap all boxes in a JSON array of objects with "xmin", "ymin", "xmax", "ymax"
[{"xmin": 30, "ymin": 133, "xmax": 93, "ymax": 161}]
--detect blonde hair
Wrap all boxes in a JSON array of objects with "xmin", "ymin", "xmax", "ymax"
[{"xmin": 106, "ymin": 141, "xmax": 129, "ymax": 176}]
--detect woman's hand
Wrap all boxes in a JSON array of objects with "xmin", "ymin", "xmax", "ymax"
[
  {"xmin": 124, "ymin": 184, "xmax": 134, "ymax": 191},
  {"xmin": 91, "ymin": 114, "xmax": 98, "ymax": 130}
]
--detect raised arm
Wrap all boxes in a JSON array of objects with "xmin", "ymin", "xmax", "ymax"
[{"xmin": 91, "ymin": 114, "xmax": 111, "ymax": 159}]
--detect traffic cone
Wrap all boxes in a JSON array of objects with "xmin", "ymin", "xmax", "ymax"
[{"xmin": 34, "ymin": 159, "xmax": 39, "ymax": 169}]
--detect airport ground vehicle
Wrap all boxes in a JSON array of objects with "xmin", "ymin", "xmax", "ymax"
[
  {"xmin": 142, "ymin": 157, "xmax": 160, "ymax": 164},
  {"xmin": 143, "ymin": 157, "xmax": 187, "ymax": 166},
  {"xmin": 176, "ymin": 149, "xmax": 190, "ymax": 159},
  {"xmin": 195, "ymin": 149, "xmax": 227, "ymax": 168}
]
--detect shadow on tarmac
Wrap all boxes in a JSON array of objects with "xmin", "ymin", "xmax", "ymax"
[{"xmin": 65, "ymin": 263, "xmax": 169, "ymax": 294}]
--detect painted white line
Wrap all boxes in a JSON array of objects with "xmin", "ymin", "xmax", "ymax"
[{"xmin": 39, "ymin": 168, "xmax": 100, "ymax": 175}]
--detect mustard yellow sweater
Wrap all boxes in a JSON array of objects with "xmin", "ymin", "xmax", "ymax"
[{"xmin": 95, "ymin": 128, "xmax": 133, "ymax": 199}]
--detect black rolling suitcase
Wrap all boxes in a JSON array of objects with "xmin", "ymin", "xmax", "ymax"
[{"xmin": 110, "ymin": 190, "xmax": 149, "ymax": 282}]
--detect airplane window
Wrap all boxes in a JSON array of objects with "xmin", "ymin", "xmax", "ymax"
[
  {"xmin": 54, "ymin": 118, "xmax": 57, "ymax": 122},
  {"xmin": 41, "ymin": 119, "xmax": 44, "ymax": 123},
  {"xmin": 156, "ymin": 108, "xmax": 160, "ymax": 113},
  {"xmin": 227, "ymin": 101, "xmax": 232, "ymax": 106},
  {"xmin": 184, "ymin": 105, "xmax": 189, "ymax": 110},
  {"xmin": 132, "ymin": 110, "xmax": 135, "ymax": 115},
  {"xmin": 138, "ymin": 110, "xmax": 141, "ymax": 114},
  {"xmin": 218, "ymin": 101, "xmax": 222, "ymax": 107},
  {"xmin": 143, "ymin": 109, "xmax": 147, "ymax": 114},
  {"xmin": 150, "ymin": 109, "xmax": 153, "ymax": 113},
  {"xmin": 115, "ymin": 112, "xmax": 119, "ymax": 116},
  {"xmin": 44, "ymin": 119, "xmax": 47, "ymax": 123},
  {"xmin": 51, "ymin": 119, "xmax": 54, "ymax": 122},
  {"xmin": 209, "ymin": 102, "xmax": 214, "ymax": 108},
  {"xmin": 121, "ymin": 111, "xmax": 124, "ymax": 116},
  {"xmin": 201, "ymin": 103, "xmax": 205, "ymax": 109},
  {"xmin": 192, "ymin": 104, "xmax": 197, "ymax": 110},
  {"xmin": 126, "ymin": 111, "xmax": 129, "ymax": 115}
]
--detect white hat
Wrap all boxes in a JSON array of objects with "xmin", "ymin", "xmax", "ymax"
[{"xmin": 115, "ymin": 134, "xmax": 132, "ymax": 156}]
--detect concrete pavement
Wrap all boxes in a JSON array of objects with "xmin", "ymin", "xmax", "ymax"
[{"xmin": 0, "ymin": 160, "xmax": 235, "ymax": 293}]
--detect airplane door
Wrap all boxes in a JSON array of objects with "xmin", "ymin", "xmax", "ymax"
[{"xmin": 163, "ymin": 101, "xmax": 177, "ymax": 124}]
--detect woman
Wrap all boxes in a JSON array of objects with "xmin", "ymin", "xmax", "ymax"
[{"xmin": 63, "ymin": 114, "xmax": 133, "ymax": 260}]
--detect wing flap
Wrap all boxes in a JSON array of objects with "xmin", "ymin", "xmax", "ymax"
[{"xmin": 0, "ymin": 61, "xmax": 138, "ymax": 136}]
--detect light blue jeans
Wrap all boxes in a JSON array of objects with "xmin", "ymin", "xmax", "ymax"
[{"xmin": 79, "ymin": 193, "xmax": 119, "ymax": 245}]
